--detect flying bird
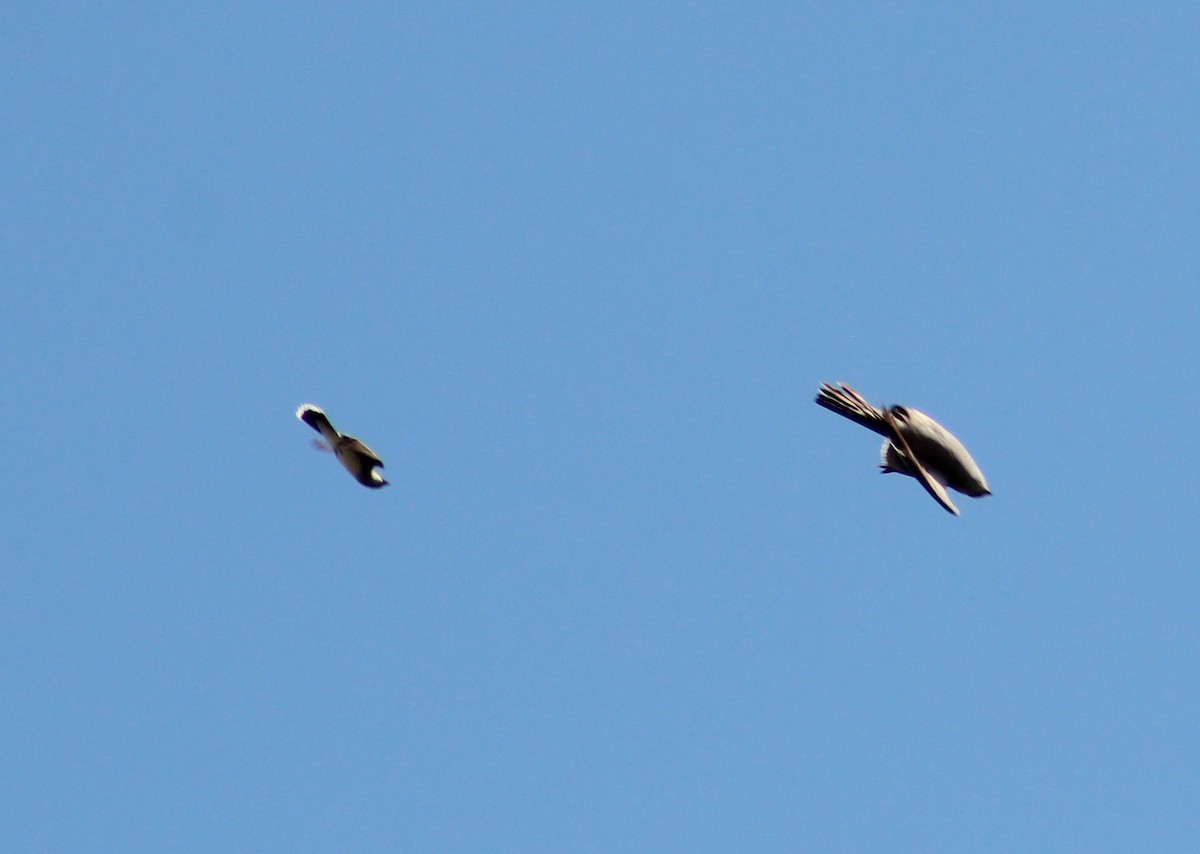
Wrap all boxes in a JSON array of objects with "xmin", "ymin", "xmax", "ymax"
[
  {"xmin": 296, "ymin": 404, "xmax": 388, "ymax": 488},
  {"xmin": 815, "ymin": 382, "xmax": 989, "ymax": 515}
]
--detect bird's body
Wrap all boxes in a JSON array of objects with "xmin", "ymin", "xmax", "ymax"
[
  {"xmin": 296, "ymin": 404, "xmax": 388, "ymax": 488},
  {"xmin": 815, "ymin": 382, "xmax": 989, "ymax": 515}
]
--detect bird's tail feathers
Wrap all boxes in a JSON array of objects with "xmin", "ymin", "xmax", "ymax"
[
  {"xmin": 296, "ymin": 404, "xmax": 339, "ymax": 442},
  {"xmin": 815, "ymin": 382, "xmax": 889, "ymax": 436}
]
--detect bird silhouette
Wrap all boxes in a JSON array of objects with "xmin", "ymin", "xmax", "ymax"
[
  {"xmin": 815, "ymin": 382, "xmax": 989, "ymax": 515},
  {"xmin": 296, "ymin": 404, "xmax": 388, "ymax": 489}
]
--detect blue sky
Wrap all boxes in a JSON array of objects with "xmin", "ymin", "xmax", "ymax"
[{"xmin": 3, "ymin": 3, "xmax": 1199, "ymax": 851}]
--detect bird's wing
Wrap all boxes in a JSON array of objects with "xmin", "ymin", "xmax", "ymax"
[
  {"xmin": 899, "ymin": 410, "xmax": 990, "ymax": 497},
  {"xmin": 883, "ymin": 408, "xmax": 959, "ymax": 516},
  {"xmin": 339, "ymin": 436, "xmax": 383, "ymax": 468},
  {"xmin": 815, "ymin": 383, "xmax": 891, "ymax": 437}
]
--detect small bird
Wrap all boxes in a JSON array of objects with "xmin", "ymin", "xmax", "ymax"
[
  {"xmin": 815, "ymin": 382, "xmax": 989, "ymax": 515},
  {"xmin": 296, "ymin": 404, "xmax": 388, "ymax": 488}
]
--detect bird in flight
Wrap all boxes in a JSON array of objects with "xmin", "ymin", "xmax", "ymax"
[
  {"xmin": 815, "ymin": 382, "xmax": 990, "ymax": 515},
  {"xmin": 296, "ymin": 404, "xmax": 388, "ymax": 488}
]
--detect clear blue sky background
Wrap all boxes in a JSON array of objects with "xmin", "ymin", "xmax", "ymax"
[{"xmin": 4, "ymin": 3, "xmax": 1198, "ymax": 851}]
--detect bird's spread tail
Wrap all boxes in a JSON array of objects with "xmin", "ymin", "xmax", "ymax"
[
  {"xmin": 814, "ymin": 382, "xmax": 889, "ymax": 436},
  {"xmin": 296, "ymin": 404, "xmax": 339, "ymax": 443}
]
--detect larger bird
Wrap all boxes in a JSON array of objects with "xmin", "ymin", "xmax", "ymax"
[
  {"xmin": 815, "ymin": 382, "xmax": 989, "ymax": 515},
  {"xmin": 296, "ymin": 404, "xmax": 388, "ymax": 488}
]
